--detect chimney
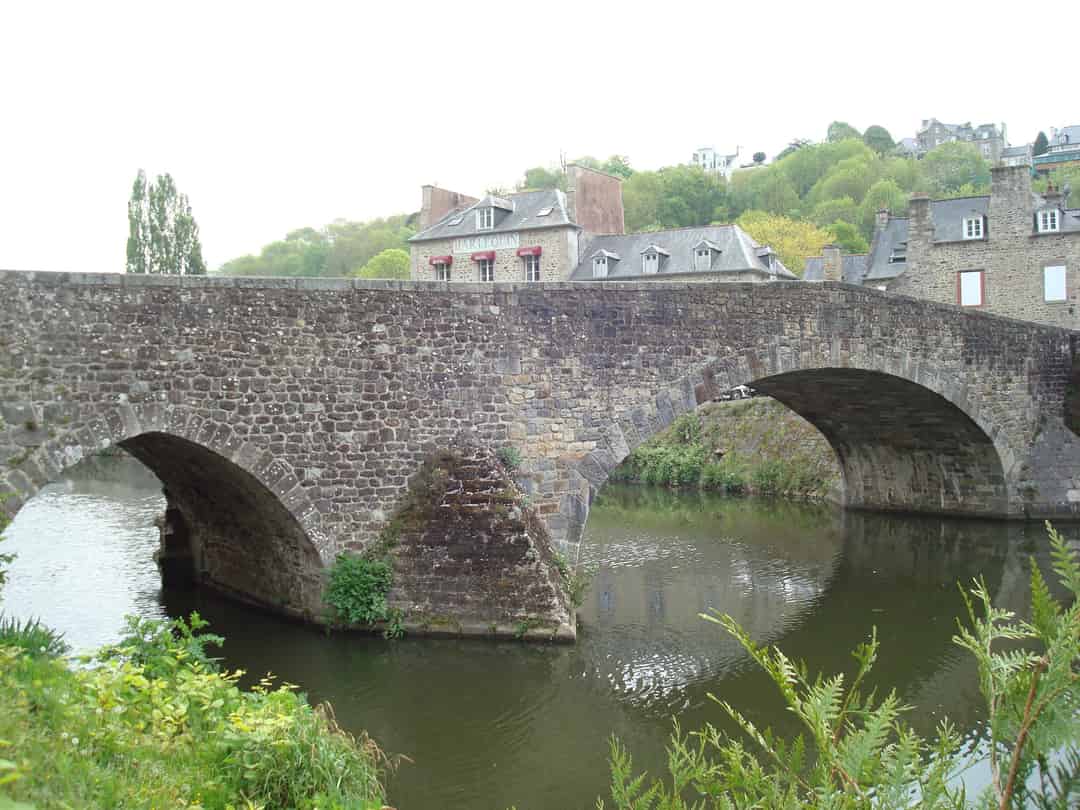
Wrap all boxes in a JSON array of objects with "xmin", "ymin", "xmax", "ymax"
[
  {"xmin": 875, "ymin": 208, "xmax": 891, "ymax": 234},
  {"xmin": 566, "ymin": 164, "xmax": 625, "ymax": 235},
  {"xmin": 419, "ymin": 185, "xmax": 479, "ymax": 230},
  {"xmin": 822, "ymin": 244, "xmax": 843, "ymax": 282},
  {"xmin": 909, "ymin": 193, "xmax": 931, "ymax": 237}
]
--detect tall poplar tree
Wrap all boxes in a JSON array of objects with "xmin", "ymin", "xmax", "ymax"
[{"xmin": 126, "ymin": 170, "xmax": 206, "ymax": 274}]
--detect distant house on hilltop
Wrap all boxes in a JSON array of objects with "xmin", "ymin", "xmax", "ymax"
[
  {"xmin": 691, "ymin": 146, "xmax": 740, "ymax": 180},
  {"xmin": 408, "ymin": 164, "xmax": 793, "ymax": 284},
  {"xmin": 915, "ymin": 118, "xmax": 1007, "ymax": 162}
]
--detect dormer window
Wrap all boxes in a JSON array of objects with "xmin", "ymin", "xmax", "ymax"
[
  {"xmin": 695, "ymin": 248, "xmax": 712, "ymax": 272},
  {"xmin": 643, "ymin": 253, "xmax": 659, "ymax": 274},
  {"xmin": 476, "ymin": 207, "xmax": 494, "ymax": 230},
  {"xmin": 593, "ymin": 257, "xmax": 608, "ymax": 278},
  {"xmin": 1037, "ymin": 210, "xmax": 1060, "ymax": 234},
  {"xmin": 963, "ymin": 216, "xmax": 984, "ymax": 240}
]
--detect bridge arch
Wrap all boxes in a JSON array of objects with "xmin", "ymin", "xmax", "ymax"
[
  {"xmin": 0, "ymin": 404, "xmax": 326, "ymax": 619},
  {"xmin": 558, "ymin": 349, "xmax": 1017, "ymax": 555}
]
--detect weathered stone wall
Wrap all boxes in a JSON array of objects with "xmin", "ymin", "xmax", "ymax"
[
  {"xmin": 386, "ymin": 443, "xmax": 573, "ymax": 640},
  {"xmin": 2, "ymin": 272, "xmax": 1079, "ymax": 606},
  {"xmin": 410, "ymin": 226, "xmax": 576, "ymax": 283},
  {"xmin": 892, "ymin": 165, "xmax": 1080, "ymax": 328}
]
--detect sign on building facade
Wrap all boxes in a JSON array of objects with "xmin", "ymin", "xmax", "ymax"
[{"xmin": 453, "ymin": 233, "xmax": 520, "ymax": 254}]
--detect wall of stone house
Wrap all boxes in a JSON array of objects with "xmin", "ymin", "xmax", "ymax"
[
  {"xmin": 891, "ymin": 166, "xmax": 1080, "ymax": 329},
  {"xmin": 410, "ymin": 226, "xmax": 576, "ymax": 283}
]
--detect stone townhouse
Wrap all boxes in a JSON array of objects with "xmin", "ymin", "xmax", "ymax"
[
  {"xmin": 915, "ymin": 118, "xmax": 1007, "ymax": 162},
  {"xmin": 409, "ymin": 164, "xmax": 792, "ymax": 283},
  {"xmin": 804, "ymin": 163, "xmax": 1080, "ymax": 328},
  {"xmin": 408, "ymin": 165, "xmax": 622, "ymax": 284}
]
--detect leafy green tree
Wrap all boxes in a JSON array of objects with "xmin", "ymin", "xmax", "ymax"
[
  {"xmin": 743, "ymin": 169, "xmax": 800, "ymax": 216},
  {"xmin": 351, "ymin": 248, "xmax": 410, "ymax": 280},
  {"xmin": 654, "ymin": 166, "xmax": 727, "ymax": 228},
  {"xmin": 126, "ymin": 170, "xmax": 206, "ymax": 275},
  {"xmin": 775, "ymin": 139, "xmax": 811, "ymax": 161},
  {"xmin": 882, "ymin": 156, "xmax": 922, "ymax": 192},
  {"xmin": 752, "ymin": 151, "xmax": 766, "ymax": 165},
  {"xmin": 810, "ymin": 196, "xmax": 859, "ymax": 228},
  {"xmin": 622, "ymin": 171, "xmax": 664, "ymax": 232},
  {"xmin": 521, "ymin": 165, "xmax": 564, "ymax": 190},
  {"xmin": 1034, "ymin": 131, "xmax": 1049, "ymax": 157},
  {"xmin": 218, "ymin": 216, "xmax": 415, "ymax": 277},
  {"xmin": 778, "ymin": 140, "xmax": 875, "ymax": 198},
  {"xmin": 827, "ymin": 220, "xmax": 870, "ymax": 254},
  {"xmin": 736, "ymin": 211, "xmax": 830, "ymax": 278},
  {"xmin": 858, "ymin": 178, "xmax": 908, "ymax": 236},
  {"xmin": 602, "ymin": 155, "xmax": 634, "ymax": 179},
  {"xmin": 807, "ymin": 155, "xmax": 880, "ymax": 206},
  {"xmin": 862, "ymin": 124, "xmax": 895, "ymax": 154},
  {"xmin": 827, "ymin": 121, "xmax": 861, "ymax": 143},
  {"xmin": 922, "ymin": 142, "xmax": 991, "ymax": 196}
]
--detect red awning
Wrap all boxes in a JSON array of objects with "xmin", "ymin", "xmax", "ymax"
[
  {"xmin": 516, "ymin": 246, "xmax": 542, "ymax": 257},
  {"xmin": 428, "ymin": 255, "xmax": 452, "ymax": 266},
  {"xmin": 471, "ymin": 251, "xmax": 496, "ymax": 261}
]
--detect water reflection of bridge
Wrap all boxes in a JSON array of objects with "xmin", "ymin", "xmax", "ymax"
[{"xmin": 579, "ymin": 487, "xmax": 1061, "ymax": 729}]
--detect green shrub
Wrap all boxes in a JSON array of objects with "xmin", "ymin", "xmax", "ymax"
[
  {"xmin": 324, "ymin": 553, "xmax": 394, "ymax": 627},
  {"xmin": 98, "ymin": 612, "xmax": 222, "ymax": 678},
  {"xmin": 600, "ymin": 522, "xmax": 1080, "ymax": 809},
  {"xmin": 0, "ymin": 614, "xmax": 389, "ymax": 808},
  {"xmin": 750, "ymin": 458, "xmax": 795, "ymax": 495},
  {"xmin": 497, "ymin": 445, "xmax": 522, "ymax": 470},
  {"xmin": 0, "ymin": 616, "xmax": 69, "ymax": 659},
  {"xmin": 700, "ymin": 459, "xmax": 747, "ymax": 493}
]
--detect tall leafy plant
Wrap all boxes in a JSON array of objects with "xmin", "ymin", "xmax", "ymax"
[{"xmin": 600, "ymin": 523, "xmax": 1080, "ymax": 809}]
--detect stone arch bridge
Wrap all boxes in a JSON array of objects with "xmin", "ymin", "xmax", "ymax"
[{"xmin": 3, "ymin": 271, "xmax": 1080, "ymax": 626}]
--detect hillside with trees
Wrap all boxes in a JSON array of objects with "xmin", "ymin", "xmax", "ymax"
[{"xmin": 216, "ymin": 121, "xmax": 1080, "ymax": 279}]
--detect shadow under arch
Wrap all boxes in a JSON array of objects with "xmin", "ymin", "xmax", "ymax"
[
  {"xmin": 2, "ymin": 411, "xmax": 325, "ymax": 620},
  {"xmin": 752, "ymin": 368, "xmax": 1008, "ymax": 517},
  {"xmin": 561, "ymin": 364, "xmax": 1010, "ymax": 555}
]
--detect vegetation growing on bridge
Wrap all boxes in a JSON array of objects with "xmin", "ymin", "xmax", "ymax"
[
  {"xmin": 611, "ymin": 400, "xmax": 839, "ymax": 499},
  {"xmin": 599, "ymin": 523, "xmax": 1080, "ymax": 809}
]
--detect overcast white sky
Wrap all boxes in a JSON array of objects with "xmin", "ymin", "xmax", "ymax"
[{"xmin": 1, "ymin": 1, "xmax": 1074, "ymax": 273}]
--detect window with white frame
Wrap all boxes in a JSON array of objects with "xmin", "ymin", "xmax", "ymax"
[
  {"xmin": 476, "ymin": 207, "xmax": 494, "ymax": 230},
  {"xmin": 642, "ymin": 253, "xmax": 659, "ymax": 274},
  {"xmin": 695, "ymin": 248, "xmax": 711, "ymax": 272},
  {"xmin": 434, "ymin": 261, "xmax": 451, "ymax": 281},
  {"xmin": 963, "ymin": 216, "xmax": 984, "ymax": 239},
  {"xmin": 524, "ymin": 254, "xmax": 541, "ymax": 282},
  {"xmin": 592, "ymin": 257, "xmax": 608, "ymax": 277},
  {"xmin": 478, "ymin": 258, "xmax": 494, "ymax": 282},
  {"xmin": 1038, "ymin": 209, "xmax": 1060, "ymax": 233},
  {"xmin": 1044, "ymin": 265, "xmax": 1066, "ymax": 301},
  {"xmin": 958, "ymin": 270, "xmax": 984, "ymax": 307}
]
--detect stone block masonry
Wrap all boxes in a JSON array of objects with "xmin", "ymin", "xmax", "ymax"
[{"xmin": 2, "ymin": 271, "xmax": 1080, "ymax": 630}]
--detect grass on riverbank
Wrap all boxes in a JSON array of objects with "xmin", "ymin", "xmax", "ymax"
[
  {"xmin": 610, "ymin": 401, "xmax": 839, "ymax": 498},
  {"xmin": 0, "ymin": 614, "xmax": 389, "ymax": 810}
]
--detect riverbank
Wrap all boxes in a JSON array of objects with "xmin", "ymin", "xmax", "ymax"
[
  {"xmin": 610, "ymin": 397, "xmax": 841, "ymax": 498},
  {"xmin": 0, "ymin": 615, "xmax": 390, "ymax": 810}
]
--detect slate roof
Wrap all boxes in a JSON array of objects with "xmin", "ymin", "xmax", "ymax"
[
  {"xmin": 865, "ymin": 217, "xmax": 909, "ymax": 281},
  {"xmin": 930, "ymin": 197, "xmax": 989, "ymax": 242},
  {"xmin": 803, "ymin": 253, "xmax": 869, "ymax": 283},
  {"xmin": 570, "ymin": 225, "xmax": 796, "ymax": 281},
  {"xmin": 410, "ymin": 189, "xmax": 574, "ymax": 242}
]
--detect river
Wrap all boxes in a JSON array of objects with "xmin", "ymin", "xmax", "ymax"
[{"xmin": 0, "ymin": 455, "xmax": 1062, "ymax": 809}]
